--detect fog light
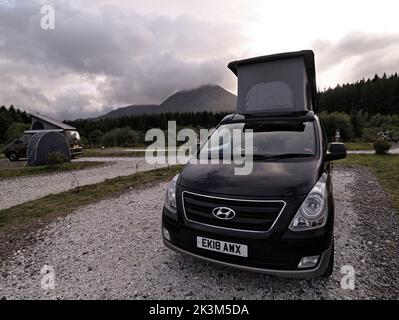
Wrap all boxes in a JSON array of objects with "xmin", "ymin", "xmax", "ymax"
[
  {"xmin": 162, "ymin": 227, "xmax": 171, "ymax": 241},
  {"xmin": 298, "ymin": 255, "xmax": 319, "ymax": 269}
]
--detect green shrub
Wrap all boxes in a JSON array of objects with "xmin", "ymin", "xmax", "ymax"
[
  {"xmin": 101, "ymin": 127, "xmax": 140, "ymax": 147},
  {"xmin": 5, "ymin": 122, "xmax": 30, "ymax": 142},
  {"xmin": 47, "ymin": 151, "xmax": 68, "ymax": 165},
  {"xmin": 80, "ymin": 136, "xmax": 89, "ymax": 148},
  {"xmin": 362, "ymin": 127, "xmax": 380, "ymax": 142},
  {"xmin": 373, "ymin": 139, "xmax": 391, "ymax": 155},
  {"xmin": 319, "ymin": 111, "xmax": 354, "ymax": 141},
  {"xmin": 102, "ymin": 131, "xmax": 116, "ymax": 147},
  {"xmin": 88, "ymin": 130, "xmax": 104, "ymax": 148}
]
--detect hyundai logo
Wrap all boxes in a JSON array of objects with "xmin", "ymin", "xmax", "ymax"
[{"xmin": 212, "ymin": 207, "xmax": 236, "ymax": 220}]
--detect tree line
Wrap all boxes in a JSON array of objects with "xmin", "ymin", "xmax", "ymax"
[
  {"xmin": 67, "ymin": 112, "xmax": 230, "ymax": 147},
  {"xmin": 0, "ymin": 105, "xmax": 30, "ymax": 144},
  {"xmin": 1, "ymin": 72, "xmax": 398, "ymax": 146},
  {"xmin": 68, "ymin": 110, "xmax": 399, "ymax": 147},
  {"xmin": 318, "ymin": 73, "xmax": 399, "ymax": 115},
  {"xmin": 319, "ymin": 111, "xmax": 399, "ymax": 142}
]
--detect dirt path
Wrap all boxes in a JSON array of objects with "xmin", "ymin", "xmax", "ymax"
[{"xmin": 0, "ymin": 157, "xmax": 164, "ymax": 210}]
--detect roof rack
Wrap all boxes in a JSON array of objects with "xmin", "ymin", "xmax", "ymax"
[{"xmin": 25, "ymin": 129, "xmax": 64, "ymax": 134}]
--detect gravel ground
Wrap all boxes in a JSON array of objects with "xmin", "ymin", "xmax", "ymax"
[
  {"xmin": 0, "ymin": 157, "xmax": 164, "ymax": 210},
  {"xmin": 0, "ymin": 166, "xmax": 398, "ymax": 299}
]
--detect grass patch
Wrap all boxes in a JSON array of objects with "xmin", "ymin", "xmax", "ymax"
[
  {"xmin": 337, "ymin": 154, "xmax": 399, "ymax": 212},
  {"xmin": 0, "ymin": 161, "xmax": 105, "ymax": 179},
  {"xmin": 0, "ymin": 165, "xmax": 181, "ymax": 236},
  {"xmin": 81, "ymin": 148, "xmax": 146, "ymax": 158},
  {"xmin": 345, "ymin": 142, "xmax": 374, "ymax": 151}
]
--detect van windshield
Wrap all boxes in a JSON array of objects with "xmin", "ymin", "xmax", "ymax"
[
  {"xmin": 15, "ymin": 134, "xmax": 31, "ymax": 144},
  {"xmin": 199, "ymin": 121, "xmax": 317, "ymax": 160}
]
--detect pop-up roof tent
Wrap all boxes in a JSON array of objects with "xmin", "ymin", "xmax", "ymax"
[{"xmin": 228, "ymin": 50, "xmax": 318, "ymax": 115}]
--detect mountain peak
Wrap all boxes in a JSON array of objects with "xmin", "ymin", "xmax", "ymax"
[
  {"xmin": 160, "ymin": 84, "xmax": 235, "ymax": 112},
  {"xmin": 95, "ymin": 84, "xmax": 236, "ymax": 119}
]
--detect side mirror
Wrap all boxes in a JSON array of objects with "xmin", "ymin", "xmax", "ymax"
[{"xmin": 324, "ymin": 142, "xmax": 347, "ymax": 161}]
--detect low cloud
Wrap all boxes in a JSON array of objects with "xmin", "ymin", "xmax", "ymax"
[
  {"xmin": 313, "ymin": 31, "xmax": 399, "ymax": 86},
  {"xmin": 2, "ymin": 2, "xmax": 398, "ymax": 120},
  {"xmin": 0, "ymin": 1, "xmax": 243, "ymax": 119}
]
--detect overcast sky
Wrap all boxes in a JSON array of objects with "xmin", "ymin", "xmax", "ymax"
[{"xmin": 1, "ymin": 0, "xmax": 398, "ymax": 120}]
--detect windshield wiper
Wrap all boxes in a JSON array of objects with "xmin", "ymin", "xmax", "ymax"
[{"xmin": 251, "ymin": 153, "xmax": 314, "ymax": 161}]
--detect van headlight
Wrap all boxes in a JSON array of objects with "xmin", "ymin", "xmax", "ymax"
[
  {"xmin": 164, "ymin": 174, "xmax": 179, "ymax": 213},
  {"xmin": 289, "ymin": 173, "xmax": 328, "ymax": 231}
]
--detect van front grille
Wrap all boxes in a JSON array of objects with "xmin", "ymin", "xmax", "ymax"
[{"xmin": 182, "ymin": 191, "xmax": 286, "ymax": 232}]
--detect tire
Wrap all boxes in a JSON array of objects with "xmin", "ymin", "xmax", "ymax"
[
  {"xmin": 8, "ymin": 151, "xmax": 18, "ymax": 162},
  {"xmin": 321, "ymin": 240, "xmax": 334, "ymax": 278}
]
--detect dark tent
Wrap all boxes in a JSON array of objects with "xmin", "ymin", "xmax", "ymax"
[{"xmin": 27, "ymin": 131, "xmax": 71, "ymax": 166}]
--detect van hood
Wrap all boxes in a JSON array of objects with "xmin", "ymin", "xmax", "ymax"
[{"xmin": 178, "ymin": 161, "xmax": 321, "ymax": 198}]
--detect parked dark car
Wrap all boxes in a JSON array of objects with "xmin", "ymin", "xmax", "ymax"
[
  {"xmin": 4, "ymin": 129, "xmax": 83, "ymax": 161},
  {"xmin": 162, "ymin": 51, "xmax": 347, "ymax": 278}
]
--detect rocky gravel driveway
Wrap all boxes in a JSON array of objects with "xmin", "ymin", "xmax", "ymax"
[
  {"xmin": 0, "ymin": 157, "xmax": 163, "ymax": 210},
  {"xmin": 0, "ymin": 167, "xmax": 398, "ymax": 299}
]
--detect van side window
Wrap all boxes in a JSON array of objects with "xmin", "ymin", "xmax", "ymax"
[{"xmin": 16, "ymin": 134, "xmax": 30, "ymax": 144}]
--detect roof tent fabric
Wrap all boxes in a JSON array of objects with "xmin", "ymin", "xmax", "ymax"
[
  {"xmin": 27, "ymin": 131, "xmax": 71, "ymax": 166},
  {"xmin": 31, "ymin": 113, "xmax": 77, "ymax": 130},
  {"xmin": 228, "ymin": 50, "xmax": 318, "ymax": 115}
]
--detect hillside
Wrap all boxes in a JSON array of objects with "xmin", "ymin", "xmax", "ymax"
[
  {"xmin": 160, "ymin": 85, "xmax": 236, "ymax": 113},
  {"xmin": 318, "ymin": 73, "xmax": 399, "ymax": 115},
  {"xmin": 96, "ymin": 104, "xmax": 159, "ymax": 119},
  {"xmin": 96, "ymin": 85, "xmax": 236, "ymax": 119}
]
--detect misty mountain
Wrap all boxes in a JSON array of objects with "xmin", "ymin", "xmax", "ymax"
[
  {"xmin": 96, "ymin": 85, "xmax": 236, "ymax": 119},
  {"xmin": 96, "ymin": 104, "xmax": 159, "ymax": 119}
]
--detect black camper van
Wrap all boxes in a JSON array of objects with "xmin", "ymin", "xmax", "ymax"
[{"xmin": 161, "ymin": 50, "xmax": 347, "ymax": 278}]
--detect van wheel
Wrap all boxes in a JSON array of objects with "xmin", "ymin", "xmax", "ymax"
[
  {"xmin": 321, "ymin": 240, "xmax": 334, "ymax": 278},
  {"xmin": 8, "ymin": 151, "xmax": 18, "ymax": 162}
]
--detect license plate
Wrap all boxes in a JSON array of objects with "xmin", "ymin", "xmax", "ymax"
[{"xmin": 197, "ymin": 236, "xmax": 248, "ymax": 257}]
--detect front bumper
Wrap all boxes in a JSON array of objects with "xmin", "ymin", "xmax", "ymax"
[
  {"xmin": 70, "ymin": 147, "xmax": 83, "ymax": 155},
  {"xmin": 163, "ymin": 208, "xmax": 333, "ymax": 278},
  {"xmin": 164, "ymin": 238, "xmax": 332, "ymax": 278}
]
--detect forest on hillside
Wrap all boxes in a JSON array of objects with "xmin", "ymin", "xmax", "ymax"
[
  {"xmin": 1, "ymin": 73, "xmax": 398, "ymax": 146},
  {"xmin": 0, "ymin": 105, "xmax": 31, "ymax": 144},
  {"xmin": 317, "ymin": 73, "xmax": 399, "ymax": 115},
  {"xmin": 68, "ymin": 111, "xmax": 399, "ymax": 147}
]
